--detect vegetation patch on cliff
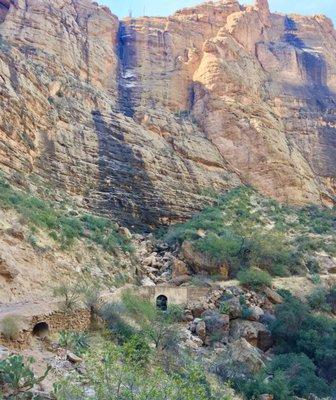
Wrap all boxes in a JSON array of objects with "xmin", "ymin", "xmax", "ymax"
[
  {"xmin": 0, "ymin": 175, "xmax": 133, "ymax": 254},
  {"xmin": 166, "ymin": 186, "xmax": 336, "ymax": 277}
]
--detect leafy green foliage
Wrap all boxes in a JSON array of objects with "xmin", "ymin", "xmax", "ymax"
[
  {"xmin": 307, "ymin": 287, "xmax": 331, "ymax": 312},
  {"xmin": 239, "ymin": 354, "xmax": 330, "ymax": 400},
  {"xmin": 0, "ymin": 175, "xmax": 133, "ymax": 253},
  {"xmin": 0, "ymin": 355, "xmax": 50, "ymax": 399},
  {"xmin": 165, "ymin": 186, "xmax": 336, "ymax": 277},
  {"xmin": 53, "ymin": 341, "xmax": 232, "ymax": 400},
  {"xmin": 58, "ymin": 331, "xmax": 89, "ymax": 356},
  {"xmin": 122, "ymin": 334, "xmax": 152, "ymax": 367},
  {"xmin": 327, "ymin": 284, "xmax": 336, "ymax": 313},
  {"xmin": 271, "ymin": 295, "xmax": 336, "ymax": 385},
  {"xmin": 219, "ymin": 302, "xmax": 230, "ymax": 315},
  {"xmin": 120, "ymin": 292, "xmax": 182, "ymax": 350},
  {"xmin": 237, "ymin": 268, "xmax": 272, "ymax": 290}
]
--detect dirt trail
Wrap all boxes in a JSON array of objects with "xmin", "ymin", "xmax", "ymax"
[{"xmin": 0, "ymin": 300, "xmax": 58, "ymax": 321}]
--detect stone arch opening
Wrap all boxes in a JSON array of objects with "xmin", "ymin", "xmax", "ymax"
[
  {"xmin": 32, "ymin": 322, "xmax": 49, "ymax": 338},
  {"xmin": 156, "ymin": 295, "xmax": 168, "ymax": 311}
]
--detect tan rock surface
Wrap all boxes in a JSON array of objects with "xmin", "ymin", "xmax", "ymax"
[{"xmin": 0, "ymin": 0, "xmax": 334, "ymax": 229}]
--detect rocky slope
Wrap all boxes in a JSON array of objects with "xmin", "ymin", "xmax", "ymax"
[{"xmin": 0, "ymin": 0, "xmax": 335, "ymax": 228}]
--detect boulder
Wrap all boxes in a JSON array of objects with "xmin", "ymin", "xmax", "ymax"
[
  {"xmin": 195, "ymin": 320, "xmax": 207, "ymax": 341},
  {"xmin": 5, "ymin": 224, "xmax": 24, "ymax": 240},
  {"xmin": 66, "ymin": 351, "xmax": 83, "ymax": 363},
  {"xmin": 247, "ymin": 306, "xmax": 264, "ymax": 321},
  {"xmin": 317, "ymin": 255, "xmax": 336, "ymax": 274},
  {"xmin": 0, "ymin": 345, "xmax": 10, "ymax": 360},
  {"xmin": 142, "ymin": 253, "xmax": 157, "ymax": 267},
  {"xmin": 118, "ymin": 226, "xmax": 132, "ymax": 239},
  {"xmin": 201, "ymin": 310, "xmax": 230, "ymax": 344},
  {"xmin": 181, "ymin": 241, "xmax": 229, "ymax": 278},
  {"xmin": 263, "ymin": 287, "xmax": 283, "ymax": 304},
  {"xmin": 171, "ymin": 274, "xmax": 190, "ymax": 286},
  {"xmin": 182, "ymin": 309, "xmax": 194, "ymax": 322},
  {"xmin": 221, "ymin": 296, "xmax": 242, "ymax": 319},
  {"xmin": 0, "ymin": 256, "xmax": 19, "ymax": 281},
  {"xmin": 219, "ymin": 338, "xmax": 265, "ymax": 373},
  {"xmin": 188, "ymin": 301, "xmax": 208, "ymax": 318},
  {"xmin": 141, "ymin": 276, "xmax": 156, "ymax": 287},
  {"xmin": 183, "ymin": 328, "xmax": 204, "ymax": 349},
  {"xmin": 229, "ymin": 319, "xmax": 273, "ymax": 351},
  {"xmin": 172, "ymin": 258, "xmax": 189, "ymax": 278}
]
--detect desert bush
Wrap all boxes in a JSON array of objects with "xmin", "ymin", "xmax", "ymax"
[
  {"xmin": 307, "ymin": 287, "xmax": 331, "ymax": 312},
  {"xmin": 103, "ymin": 292, "xmax": 183, "ymax": 351},
  {"xmin": 122, "ymin": 334, "xmax": 152, "ymax": 367},
  {"xmin": 165, "ymin": 185, "xmax": 336, "ymax": 279},
  {"xmin": 53, "ymin": 342, "xmax": 230, "ymax": 400},
  {"xmin": 271, "ymin": 296, "xmax": 336, "ymax": 385},
  {"xmin": 122, "ymin": 292, "xmax": 182, "ymax": 350},
  {"xmin": 219, "ymin": 302, "xmax": 230, "ymax": 315},
  {"xmin": 58, "ymin": 331, "xmax": 89, "ymax": 356},
  {"xmin": 327, "ymin": 284, "xmax": 336, "ymax": 313},
  {"xmin": 239, "ymin": 353, "xmax": 331, "ymax": 400},
  {"xmin": 195, "ymin": 231, "xmax": 244, "ymax": 265},
  {"xmin": 99, "ymin": 301, "xmax": 136, "ymax": 343},
  {"xmin": 0, "ymin": 355, "xmax": 50, "ymax": 399},
  {"xmin": 53, "ymin": 283, "xmax": 82, "ymax": 313},
  {"xmin": 1, "ymin": 316, "xmax": 19, "ymax": 341},
  {"xmin": 237, "ymin": 268, "xmax": 272, "ymax": 290}
]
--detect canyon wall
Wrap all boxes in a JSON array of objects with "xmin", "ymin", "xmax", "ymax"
[{"xmin": 0, "ymin": 0, "xmax": 335, "ymax": 226}]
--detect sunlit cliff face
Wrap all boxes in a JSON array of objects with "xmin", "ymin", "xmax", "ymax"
[{"xmin": 0, "ymin": 0, "xmax": 335, "ymax": 226}]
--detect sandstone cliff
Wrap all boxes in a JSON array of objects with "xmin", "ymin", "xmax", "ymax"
[{"xmin": 0, "ymin": 0, "xmax": 335, "ymax": 226}]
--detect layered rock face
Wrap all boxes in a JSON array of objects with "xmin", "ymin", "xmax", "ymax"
[{"xmin": 0, "ymin": 0, "xmax": 335, "ymax": 226}]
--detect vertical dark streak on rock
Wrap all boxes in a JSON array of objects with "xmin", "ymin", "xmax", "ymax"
[
  {"xmin": 91, "ymin": 110, "xmax": 168, "ymax": 228},
  {"xmin": 117, "ymin": 21, "xmax": 138, "ymax": 118},
  {"xmin": 282, "ymin": 17, "xmax": 335, "ymax": 189},
  {"xmin": 0, "ymin": 0, "xmax": 10, "ymax": 23}
]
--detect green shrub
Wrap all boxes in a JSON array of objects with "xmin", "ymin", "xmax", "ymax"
[
  {"xmin": 327, "ymin": 284, "xmax": 336, "ymax": 313},
  {"xmin": 267, "ymin": 353, "xmax": 331, "ymax": 398},
  {"xmin": 195, "ymin": 231, "xmax": 244, "ymax": 265},
  {"xmin": 53, "ymin": 342, "xmax": 230, "ymax": 400},
  {"xmin": 58, "ymin": 331, "xmax": 89, "ymax": 356},
  {"xmin": 99, "ymin": 301, "xmax": 136, "ymax": 343},
  {"xmin": 237, "ymin": 268, "xmax": 272, "ymax": 290},
  {"xmin": 53, "ymin": 283, "xmax": 82, "ymax": 313},
  {"xmin": 1, "ymin": 316, "xmax": 19, "ymax": 341},
  {"xmin": 307, "ymin": 287, "xmax": 331, "ymax": 312},
  {"xmin": 238, "ymin": 353, "xmax": 330, "ymax": 400},
  {"xmin": 248, "ymin": 234, "xmax": 292, "ymax": 276},
  {"xmin": 122, "ymin": 334, "xmax": 152, "ymax": 367},
  {"xmin": 102, "ymin": 292, "xmax": 184, "ymax": 352},
  {"xmin": 165, "ymin": 185, "xmax": 336, "ymax": 279},
  {"xmin": 271, "ymin": 296, "xmax": 336, "ymax": 384},
  {"xmin": 0, "ymin": 355, "xmax": 50, "ymax": 399},
  {"xmin": 310, "ymin": 273, "xmax": 322, "ymax": 284},
  {"xmin": 219, "ymin": 302, "xmax": 230, "ymax": 315}
]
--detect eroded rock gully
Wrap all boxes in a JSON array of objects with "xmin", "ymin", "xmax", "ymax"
[{"xmin": 0, "ymin": 0, "xmax": 335, "ymax": 227}]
